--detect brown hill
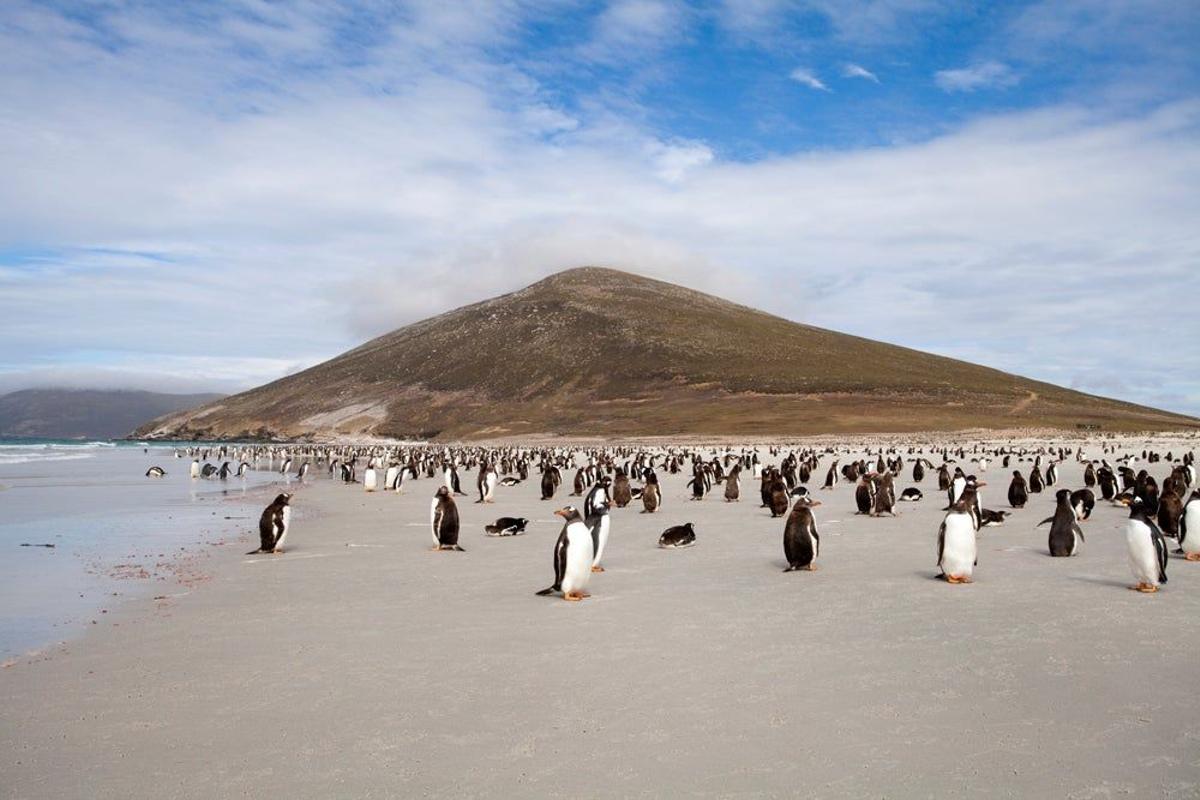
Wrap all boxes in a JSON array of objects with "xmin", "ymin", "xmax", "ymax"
[{"xmin": 136, "ymin": 267, "xmax": 1198, "ymax": 440}]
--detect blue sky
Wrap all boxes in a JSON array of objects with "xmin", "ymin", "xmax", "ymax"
[{"xmin": 1, "ymin": 1, "xmax": 1199, "ymax": 415}]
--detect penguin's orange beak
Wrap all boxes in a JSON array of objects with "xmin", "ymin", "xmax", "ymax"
[{"xmin": 554, "ymin": 508, "xmax": 569, "ymax": 518}]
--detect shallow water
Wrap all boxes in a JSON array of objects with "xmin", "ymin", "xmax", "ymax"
[{"xmin": 0, "ymin": 441, "xmax": 295, "ymax": 658}]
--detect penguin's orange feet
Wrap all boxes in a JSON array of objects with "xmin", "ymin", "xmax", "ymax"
[
  {"xmin": 946, "ymin": 574, "xmax": 962, "ymax": 584},
  {"xmin": 1186, "ymin": 553, "xmax": 1200, "ymax": 561},
  {"xmin": 591, "ymin": 565, "xmax": 605, "ymax": 573},
  {"xmin": 564, "ymin": 592, "xmax": 583, "ymax": 601},
  {"xmin": 804, "ymin": 564, "xmax": 817, "ymax": 571},
  {"xmin": 1138, "ymin": 584, "xmax": 1159, "ymax": 593}
]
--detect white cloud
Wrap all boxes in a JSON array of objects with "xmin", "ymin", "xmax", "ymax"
[
  {"xmin": 935, "ymin": 61, "xmax": 1019, "ymax": 92},
  {"xmin": 581, "ymin": 0, "xmax": 689, "ymax": 62},
  {"xmin": 789, "ymin": 67, "xmax": 831, "ymax": 92},
  {"xmin": 842, "ymin": 63, "xmax": 880, "ymax": 82},
  {"xmin": 1, "ymin": 3, "xmax": 1198, "ymax": 415}
]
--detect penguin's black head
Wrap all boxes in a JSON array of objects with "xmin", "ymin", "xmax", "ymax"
[
  {"xmin": 274, "ymin": 493, "xmax": 291, "ymax": 505},
  {"xmin": 1056, "ymin": 488, "xmax": 1071, "ymax": 501},
  {"xmin": 435, "ymin": 486, "xmax": 450, "ymax": 498}
]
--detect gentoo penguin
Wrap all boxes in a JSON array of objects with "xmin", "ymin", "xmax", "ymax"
[
  {"xmin": 540, "ymin": 465, "xmax": 559, "ymax": 500},
  {"xmin": 658, "ymin": 523, "xmax": 697, "ymax": 549},
  {"xmin": 1039, "ymin": 489, "xmax": 1084, "ymax": 557},
  {"xmin": 768, "ymin": 474, "xmax": 790, "ymax": 517},
  {"xmin": 430, "ymin": 486, "xmax": 464, "ymax": 552},
  {"xmin": 476, "ymin": 462, "xmax": 498, "ymax": 504},
  {"xmin": 572, "ymin": 469, "xmax": 586, "ymax": 496},
  {"xmin": 724, "ymin": 464, "xmax": 741, "ymax": 502},
  {"xmin": 1070, "ymin": 488, "xmax": 1095, "ymax": 521},
  {"xmin": 1046, "ymin": 461, "xmax": 1059, "ymax": 486},
  {"xmin": 535, "ymin": 506, "xmax": 594, "ymax": 601},
  {"xmin": 855, "ymin": 475, "xmax": 876, "ymax": 515},
  {"xmin": 236, "ymin": 461, "xmax": 250, "ymax": 477},
  {"xmin": 1157, "ymin": 491, "xmax": 1184, "ymax": 538},
  {"xmin": 821, "ymin": 462, "xmax": 839, "ymax": 490},
  {"xmin": 937, "ymin": 482, "xmax": 984, "ymax": 584},
  {"xmin": 1180, "ymin": 490, "xmax": 1200, "ymax": 560},
  {"xmin": 145, "ymin": 466, "xmax": 166, "ymax": 478},
  {"xmin": 1125, "ymin": 499, "xmax": 1167, "ymax": 592},
  {"xmin": 979, "ymin": 508, "xmax": 1009, "ymax": 527},
  {"xmin": 584, "ymin": 477, "xmax": 612, "ymax": 572},
  {"xmin": 297, "ymin": 462, "xmax": 310, "ymax": 480},
  {"xmin": 783, "ymin": 496, "xmax": 821, "ymax": 572},
  {"xmin": 1028, "ymin": 466, "xmax": 1044, "ymax": 494},
  {"xmin": 364, "ymin": 466, "xmax": 378, "ymax": 492},
  {"xmin": 873, "ymin": 472, "xmax": 897, "ymax": 516},
  {"xmin": 247, "ymin": 493, "xmax": 292, "ymax": 554},
  {"xmin": 189, "ymin": 459, "xmax": 201, "ymax": 479},
  {"xmin": 484, "ymin": 517, "xmax": 529, "ymax": 537},
  {"xmin": 948, "ymin": 468, "xmax": 967, "ymax": 505},
  {"xmin": 201, "ymin": 463, "xmax": 218, "ymax": 479},
  {"xmin": 280, "ymin": 457, "xmax": 293, "ymax": 476},
  {"xmin": 641, "ymin": 472, "xmax": 661, "ymax": 513},
  {"xmin": 899, "ymin": 487, "xmax": 923, "ymax": 502},
  {"xmin": 385, "ymin": 464, "xmax": 401, "ymax": 492},
  {"xmin": 611, "ymin": 469, "xmax": 633, "ymax": 508},
  {"xmin": 1008, "ymin": 471, "xmax": 1028, "ymax": 508}
]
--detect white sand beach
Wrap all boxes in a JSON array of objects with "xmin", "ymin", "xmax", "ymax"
[{"xmin": 2, "ymin": 442, "xmax": 1199, "ymax": 798}]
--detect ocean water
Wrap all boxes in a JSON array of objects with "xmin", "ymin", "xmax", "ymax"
[{"xmin": 0, "ymin": 440, "xmax": 296, "ymax": 658}]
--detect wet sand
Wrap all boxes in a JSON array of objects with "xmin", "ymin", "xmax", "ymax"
[{"xmin": 2, "ymin": 442, "xmax": 1199, "ymax": 798}]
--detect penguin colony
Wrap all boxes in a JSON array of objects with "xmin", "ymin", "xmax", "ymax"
[{"xmin": 167, "ymin": 440, "xmax": 1199, "ymax": 597}]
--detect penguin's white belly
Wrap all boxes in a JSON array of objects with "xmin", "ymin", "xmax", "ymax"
[
  {"xmin": 1183, "ymin": 507, "xmax": 1200, "ymax": 555},
  {"xmin": 951, "ymin": 479, "xmax": 965, "ymax": 503},
  {"xmin": 562, "ymin": 524, "xmax": 594, "ymax": 595},
  {"xmin": 385, "ymin": 466, "xmax": 399, "ymax": 489},
  {"xmin": 941, "ymin": 515, "xmax": 976, "ymax": 578},
  {"xmin": 591, "ymin": 514, "xmax": 611, "ymax": 567},
  {"xmin": 485, "ymin": 474, "xmax": 496, "ymax": 498},
  {"xmin": 189, "ymin": 462, "xmax": 200, "ymax": 478},
  {"xmin": 364, "ymin": 469, "xmax": 377, "ymax": 491},
  {"xmin": 275, "ymin": 507, "xmax": 291, "ymax": 550},
  {"xmin": 1125, "ymin": 521, "xmax": 1159, "ymax": 585}
]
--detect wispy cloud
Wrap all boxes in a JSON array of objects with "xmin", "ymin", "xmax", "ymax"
[
  {"xmin": 935, "ymin": 61, "xmax": 1019, "ymax": 92},
  {"xmin": 0, "ymin": 2, "xmax": 1198, "ymax": 415},
  {"xmin": 789, "ymin": 67, "xmax": 831, "ymax": 92},
  {"xmin": 842, "ymin": 63, "xmax": 880, "ymax": 82}
]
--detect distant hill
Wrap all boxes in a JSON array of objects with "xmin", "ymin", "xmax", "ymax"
[
  {"xmin": 0, "ymin": 389, "xmax": 226, "ymax": 440},
  {"xmin": 136, "ymin": 267, "xmax": 1198, "ymax": 440}
]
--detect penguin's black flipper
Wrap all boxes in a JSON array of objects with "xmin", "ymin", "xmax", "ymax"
[
  {"xmin": 1036, "ymin": 517, "xmax": 1054, "ymax": 527},
  {"xmin": 245, "ymin": 548, "xmax": 263, "ymax": 555},
  {"xmin": 535, "ymin": 586, "xmax": 558, "ymax": 596},
  {"xmin": 1073, "ymin": 523, "xmax": 1085, "ymax": 543}
]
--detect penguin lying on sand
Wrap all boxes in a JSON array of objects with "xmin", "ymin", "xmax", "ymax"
[{"xmin": 484, "ymin": 517, "xmax": 529, "ymax": 536}]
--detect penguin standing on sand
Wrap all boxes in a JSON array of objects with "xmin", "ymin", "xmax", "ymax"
[
  {"xmin": 1039, "ymin": 489, "xmax": 1084, "ymax": 557},
  {"xmin": 540, "ymin": 464, "xmax": 560, "ymax": 501},
  {"xmin": 584, "ymin": 476, "xmax": 612, "ymax": 572},
  {"xmin": 190, "ymin": 459, "xmax": 201, "ymax": 479},
  {"xmin": 430, "ymin": 487, "xmax": 464, "ymax": 551},
  {"xmin": 1125, "ymin": 499, "xmax": 1167, "ymax": 592},
  {"xmin": 1180, "ymin": 490, "xmax": 1200, "ymax": 560},
  {"xmin": 642, "ymin": 471, "xmax": 661, "ymax": 513},
  {"xmin": 611, "ymin": 469, "xmax": 633, "ymax": 508},
  {"xmin": 937, "ymin": 481, "xmax": 984, "ymax": 584},
  {"xmin": 783, "ymin": 496, "xmax": 821, "ymax": 572},
  {"xmin": 247, "ymin": 493, "xmax": 292, "ymax": 554},
  {"xmin": 724, "ymin": 464, "xmax": 741, "ymax": 502},
  {"xmin": 1008, "ymin": 471, "xmax": 1028, "ymax": 508},
  {"xmin": 364, "ymin": 466, "xmax": 378, "ymax": 492},
  {"xmin": 477, "ymin": 462, "xmax": 498, "ymax": 504},
  {"xmin": 535, "ymin": 506, "xmax": 594, "ymax": 601}
]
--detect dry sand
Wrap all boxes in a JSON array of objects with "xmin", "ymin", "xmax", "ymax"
[{"xmin": 2, "ymin": 445, "xmax": 1199, "ymax": 798}]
